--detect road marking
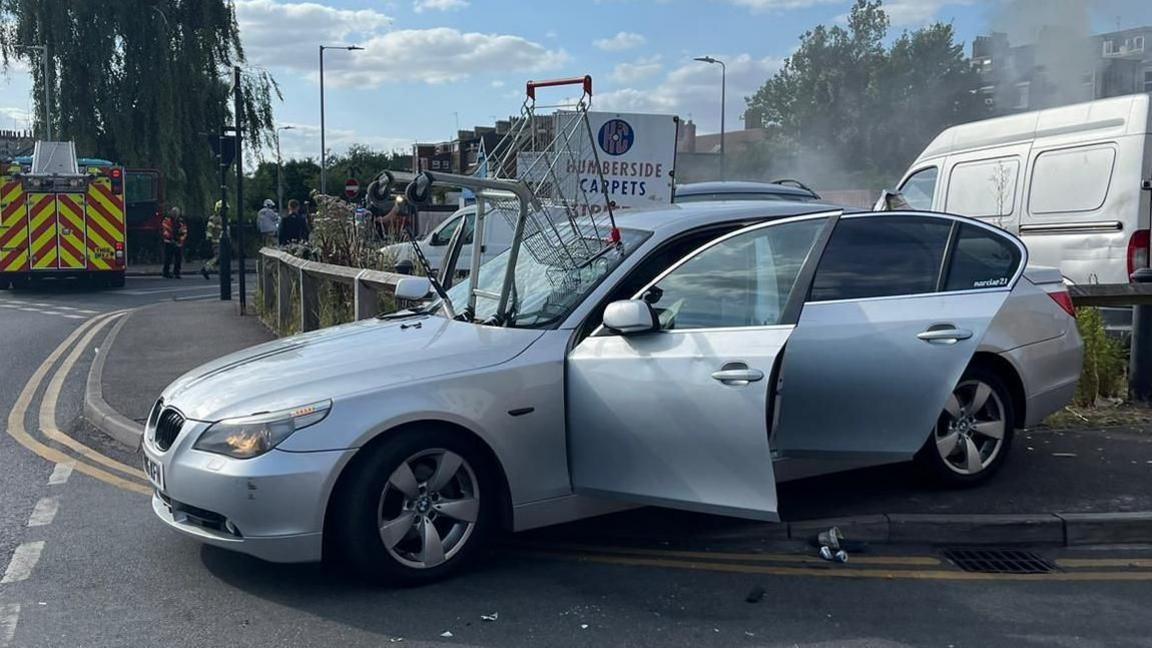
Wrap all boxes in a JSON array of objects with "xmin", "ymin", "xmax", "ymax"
[
  {"xmin": 5, "ymin": 310, "xmax": 151, "ymax": 496},
  {"xmin": 516, "ymin": 542, "xmax": 942, "ymax": 567},
  {"xmin": 26, "ymin": 497, "xmax": 59, "ymax": 527},
  {"xmin": 1057, "ymin": 557, "xmax": 1152, "ymax": 568},
  {"xmin": 0, "ymin": 604, "xmax": 19, "ymax": 647},
  {"xmin": 47, "ymin": 462, "xmax": 74, "ymax": 485},
  {"xmin": 0, "ymin": 301, "xmax": 102, "ymax": 320},
  {"xmin": 534, "ymin": 550, "xmax": 1152, "ymax": 582},
  {"xmin": 38, "ymin": 315, "xmax": 151, "ymax": 481},
  {"xmin": 1, "ymin": 541, "xmax": 45, "ymax": 584},
  {"xmin": 120, "ymin": 286, "xmax": 220, "ymax": 296}
]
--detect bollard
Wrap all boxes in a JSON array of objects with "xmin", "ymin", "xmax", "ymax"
[{"xmin": 1130, "ymin": 268, "xmax": 1152, "ymax": 405}]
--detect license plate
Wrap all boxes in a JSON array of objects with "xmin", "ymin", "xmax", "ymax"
[
  {"xmin": 143, "ymin": 454, "xmax": 164, "ymax": 491},
  {"xmin": 94, "ymin": 248, "xmax": 115, "ymax": 260}
]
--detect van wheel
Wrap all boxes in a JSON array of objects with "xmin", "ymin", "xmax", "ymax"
[
  {"xmin": 331, "ymin": 427, "xmax": 496, "ymax": 584},
  {"xmin": 916, "ymin": 367, "xmax": 1015, "ymax": 486}
]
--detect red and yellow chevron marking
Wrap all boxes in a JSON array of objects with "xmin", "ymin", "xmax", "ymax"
[
  {"xmin": 86, "ymin": 177, "xmax": 125, "ymax": 239},
  {"xmin": 28, "ymin": 193, "xmax": 59, "ymax": 270},
  {"xmin": 56, "ymin": 193, "xmax": 87, "ymax": 270},
  {"xmin": 0, "ymin": 178, "xmax": 29, "ymax": 272}
]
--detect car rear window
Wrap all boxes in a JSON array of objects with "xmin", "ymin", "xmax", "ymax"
[
  {"xmin": 943, "ymin": 224, "xmax": 1021, "ymax": 291},
  {"xmin": 809, "ymin": 216, "xmax": 952, "ymax": 301}
]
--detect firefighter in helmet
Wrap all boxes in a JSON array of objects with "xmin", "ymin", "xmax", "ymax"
[{"xmin": 201, "ymin": 200, "xmax": 224, "ymax": 280}]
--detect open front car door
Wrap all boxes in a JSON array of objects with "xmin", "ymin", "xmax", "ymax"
[{"xmin": 565, "ymin": 213, "xmax": 839, "ymax": 521}]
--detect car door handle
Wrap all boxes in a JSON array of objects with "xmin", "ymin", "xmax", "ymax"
[
  {"xmin": 711, "ymin": 366, "xmax": 765, "ymax": 385},
  {"xmin": 917, "ymin": 327, "xmax": 973, "ymax": 344}
]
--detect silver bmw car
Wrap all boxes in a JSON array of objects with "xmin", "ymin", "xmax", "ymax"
[{"xmin": 141, "ymin": 202, "xmax": 1082, "ymax": 583}]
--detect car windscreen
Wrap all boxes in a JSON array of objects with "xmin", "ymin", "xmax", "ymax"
[{"xmin": 438, "ymin": 226, "xmax": 651, "ymax": 328}]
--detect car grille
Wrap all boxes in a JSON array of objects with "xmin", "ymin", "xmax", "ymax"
[{"xmin": 153, "ymin": 408, "xmax": 185, "ymax": 452}]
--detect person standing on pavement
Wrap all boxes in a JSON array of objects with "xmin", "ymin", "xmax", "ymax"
[
  {"xmin": 161, "ymin": 207, "xmax": 188, "ymax": 279},
  {"xmin": 201, "ymin": 201, "xmax": 224, "ymax": 280},
  {"xmin": 278, "ymin": 199, "xmax": 310, "ymax": 245},
  {"xmin": 257, "ymin": 198, "xmax": 279, "ymax": 248}
]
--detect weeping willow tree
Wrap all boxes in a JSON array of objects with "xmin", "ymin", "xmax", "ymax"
[{"xmin": 0, "ymin": 0, "xmax": 279, "ymax": 221}]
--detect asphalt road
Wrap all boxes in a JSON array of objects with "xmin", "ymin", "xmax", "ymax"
[{"xmin": 2, "ymin": 276, "xmax": 1152, "ymax": 647}]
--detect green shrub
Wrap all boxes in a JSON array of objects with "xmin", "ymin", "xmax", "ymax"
[{"xmin": 1074, "ymin": 307, "xmax": 1126, "ymax": 406}]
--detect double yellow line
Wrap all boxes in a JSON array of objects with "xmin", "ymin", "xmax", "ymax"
[
  {"xmin": 522, "ymin": 543, "xmax": 1152, "ymax": 582},
  {"xmin": 6, "ymin": 310, "xmax": 151, "ymax": 495}
]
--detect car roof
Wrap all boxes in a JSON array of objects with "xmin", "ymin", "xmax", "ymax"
[
  {"xmin": 675, "ymin": 180, "xmax": 818, "ymax": 199},
  {"xmin": 613, "ymin": 200, "xmax": 843, "ymax": 233}
]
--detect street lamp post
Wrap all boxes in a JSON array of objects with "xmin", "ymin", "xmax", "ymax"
[
  {"xmin": 16, "ymin": 44, "xmax": 52, "ymax": 141},
  {"xmin": 694, "ymin": 56, "xmax": 726, "ymax": 179},
  {"xmin": 319, "ymin": 44, "xmax": 363, "ymax": 197},
  {"xmin": 276, "ymin": 125, "xmax": 295, "ymax": 215}
]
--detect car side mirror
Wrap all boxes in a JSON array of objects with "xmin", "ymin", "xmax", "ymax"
[
  {"xmin": 603, "ymin": 299, "xmax": 658, "ymax": 335},
  {"xmin": 394, "ymin": 276, "xmax": 432, "ymax": 301}
]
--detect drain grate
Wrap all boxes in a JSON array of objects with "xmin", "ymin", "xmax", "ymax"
[{"xmin": 942, "ymin": 548, "xmax": 1057, "ymax": 574}]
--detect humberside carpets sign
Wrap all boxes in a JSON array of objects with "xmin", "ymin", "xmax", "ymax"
[{"xmin": 521, "ymin": 111, "xmax": 678, "ymax": 212}]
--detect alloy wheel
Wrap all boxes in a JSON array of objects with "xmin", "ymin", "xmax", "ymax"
[
  {"xmin": 377, "ymin": 448, "xmax": 480, "ymax": 569},
  {"xmin": 934, "ymin": 379, "xmax": 1007, "ymax": 476}
]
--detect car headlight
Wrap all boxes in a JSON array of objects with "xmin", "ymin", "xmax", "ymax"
[{"xmin": 193, "ymin": 401, "xmax": 331, "ymax": 459}]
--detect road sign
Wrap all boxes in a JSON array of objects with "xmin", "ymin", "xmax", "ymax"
[{"xmin": 344, "ymin": 178, "xmax": 360, "ymax": 199}]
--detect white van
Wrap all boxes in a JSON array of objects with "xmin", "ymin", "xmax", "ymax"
[
  {"xmin": 893, "ymin": 94, "xmax": 1152, "ymax": 288},
  {"xmin": 380, "ymin": 206, "xmax": 515, "ymax": 274}
]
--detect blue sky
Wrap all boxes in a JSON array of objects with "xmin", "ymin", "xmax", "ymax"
[{"xmin": 1, "ymin": 0, "xmax": 1149, "ymax": 161}]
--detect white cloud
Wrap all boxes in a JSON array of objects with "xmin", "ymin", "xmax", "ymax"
[
  {"xmin": 277, "ymin": 122, "xmax": 412, "ymax": 160},
  {"xmin": 413, "ymin": 0, "xmax": 469, "ymax": 13},
  {"xmin": 723, "ymin": 0, "xmax": 840, "ymax": 10},
  {"xmin": 882, "ymin": 0, "xmax": 973, "ymax": 26},
  {"xmin": 235, "ymin": 1, "xmax": 566, "ymax": 87},
  {"xmin": 598, "ymin": 54, "xmax": 783, "ymax": 133},
  {"xmin": 490, "ymin": 79, "xmax": 506, "ymax": 88},
  {"xmin": 593, "ymin": 31, "xmax": 646, "ymax": 51},
  {"xmin": 0, "ymin": 106, "xmax": 33, "ymax": 126},
  {"xmin": 611, "ymin": 55, "xmax": 663, "ymax": 84}
]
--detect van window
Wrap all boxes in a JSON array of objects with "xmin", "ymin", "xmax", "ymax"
[
  {"xmin": 898, "ymin": 167, "xmax": 938, "ymax": 210},
  {"xmin": 1028, "ymin": 145, "xmax": 1116, "ymax": 214},
  {"xmin": 431, "ymin": 213, "xmax": 475, "ymax": 246},
  {"xmin": 946, "ymin": 158, "xmax": 1019, "ymax": 219},
  {"xmin": 943, "ymin": 224, "xmax": 1022, "ymax": 292}
]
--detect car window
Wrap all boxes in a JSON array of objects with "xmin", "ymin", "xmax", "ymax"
[
  {"xmin": 898, "ymin": 167, "xmax": 938, "ymax": 210},
  {"xmin": 675, "ymin": 192, "xmax": 808, "ymax": 203},
  {"xmin": 944, "ymin": 224, "xmax": 1022, "ymax": 291},
  {"xmin": 809, "ymin": 216, "xmax": 951, "ymax": 301},
  {"xmin": 644, "ymin": 218, "xmax": 826, "ymax": 330}
]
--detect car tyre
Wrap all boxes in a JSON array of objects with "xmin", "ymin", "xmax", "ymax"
[
  {"xmin": 916, "ymin": 366, "xmax": 1015, "ymax": 487},
  {"xmin": 331, "ymin": 427, "xmax": 497, "ymax": 585}
]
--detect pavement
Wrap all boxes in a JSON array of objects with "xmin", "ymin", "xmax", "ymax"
[{"xmin": 4, "ymin": 278, "xmax": 1152, "ymax": 646}]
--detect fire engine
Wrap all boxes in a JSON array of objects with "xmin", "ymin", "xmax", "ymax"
[{"xmin": 0, "ymin": 141, "xmax": 127, "ymax": 288}]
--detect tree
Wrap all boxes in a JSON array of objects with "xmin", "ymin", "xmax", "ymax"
[
  {"xmin": 0, "ymin": 0, "xmax": 279, "ymax": 223},
  {"xmin": 742, "ymin": 0, "xmax": 987, "ymax": 190}
]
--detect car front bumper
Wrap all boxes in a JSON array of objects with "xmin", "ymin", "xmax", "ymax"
[{"xmin": 143, "ymin": 425, "xmax": 355, "ymax": 563}]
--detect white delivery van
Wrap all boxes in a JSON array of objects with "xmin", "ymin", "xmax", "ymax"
[
  {"xmin": 893, "ymin": 94, "xmax": 1152, "ymax": 289},
  {"xmin": 380, "ymin": 205, "xmax": 515, "ymax": 274}
]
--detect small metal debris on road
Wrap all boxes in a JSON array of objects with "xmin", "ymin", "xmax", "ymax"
[
  {"xmin": 817, "ymin": 526, "xmax": 844, "ymax": 550},
  {"xmin": 745, "ymin": 585, "xmax": 766, "ymax": 603},
  {"xmin": 440, "ymin": 631, "xmax": 454, "ymax": 638},
  {"xmin": 387, "ymin": 638, "xmax": 404, "ymax": 643},
  {"xmin": 481, "ymin": 612, "xmax": 499, "ymax": 622},
  {"xmin": 580, "ymin": 624, "xmax": 589, "ymax": 630},
  {"xmin": 1052, "ymin": 452, "xmax": 1078, "ymax": 458},
  {"xmin": 819, "ymin": 546, "xmax": 850, "ymax": 563}
]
